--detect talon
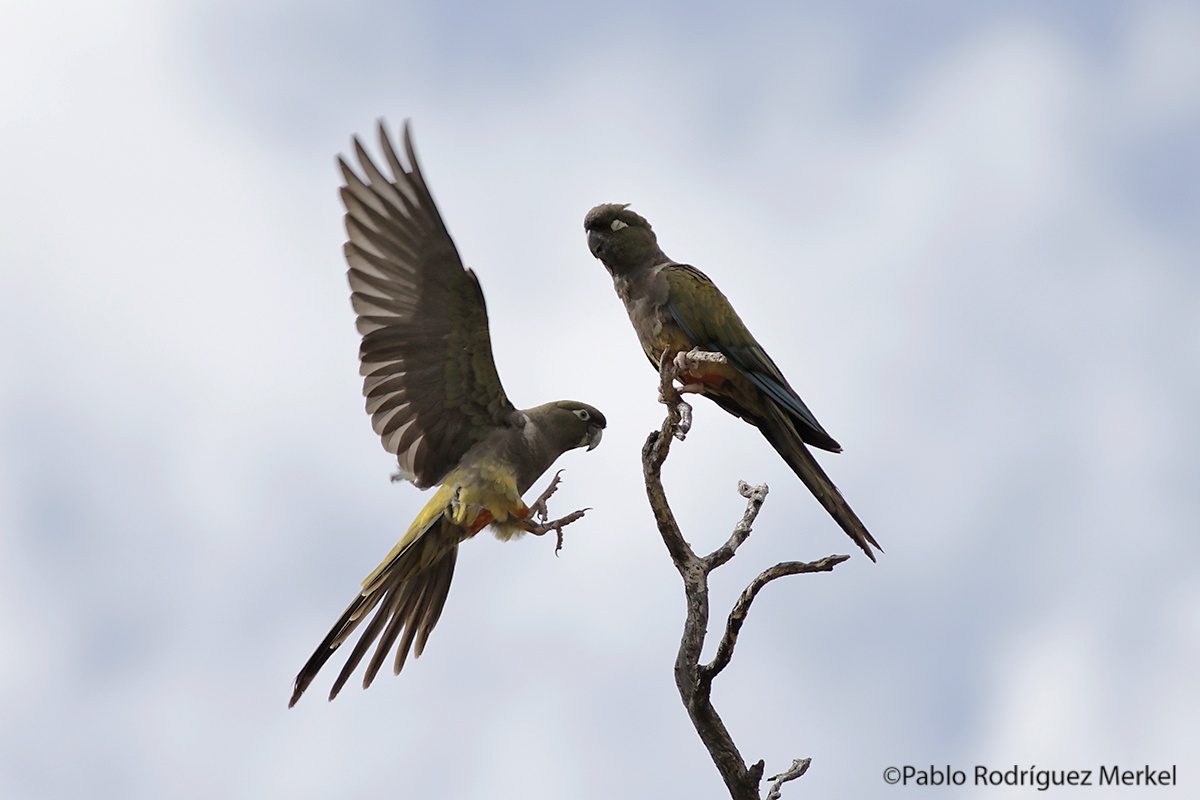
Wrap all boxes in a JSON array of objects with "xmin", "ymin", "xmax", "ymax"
[
  {"xmin": 529, "ymin": 470, "xmax": 565, "ymax": 521},
  {"xmin": 522, "ymin": 507, "xmax": 590, "ymax": 553}
]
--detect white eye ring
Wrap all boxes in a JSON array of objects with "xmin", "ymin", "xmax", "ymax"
[
  {"xmin": 573, "ymin": 409, "xmax": 591, "ymax": 421},
  {"xmin": 610, "ymin": 219, "xmax": 629, "ymax": 231}
]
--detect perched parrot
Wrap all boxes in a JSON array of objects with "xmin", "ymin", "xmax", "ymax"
[
  {"xmin": 584, "ymin": 204, "xmax": 879, "ymax": 561},
  {"xmin": 289, "ymin": 123, "xmax": 606, "ymax": 707}
]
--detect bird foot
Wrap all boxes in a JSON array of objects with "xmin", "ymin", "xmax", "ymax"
[
  {"xmin": 528, "ymin": 470, "xmax": 565, "ymax": 521},
  {"xmin": 523, "ymin": 470, "xmax": 589, "ymax": 552},
  {"xmin": 524, "ymin": 508, "xmax": 590, "ymax": 553}
]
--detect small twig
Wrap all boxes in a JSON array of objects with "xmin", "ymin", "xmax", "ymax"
[
  {"xmin": 675, "ymin": 400, "xmax": 693, "ymax": 440},
  {"xmin": 704, "ymin": 481, "xmax": 769, "ymax": 571},
  {"xmin": 702, "ymin": 554, "xmax": 850, "ymax": 682},
  {"xmin": 654, "ymin": 347, "xmax": 694, "ymax": 442},
  {"xmin": 675, "ymin": 347, "xmax": 730, "ymax": 369},
  {"xmin": 765, "ymin": 759, "xmax": 812, "ymax": 800}
]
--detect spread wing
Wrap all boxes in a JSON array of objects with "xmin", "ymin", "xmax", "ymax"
[{"xmin": 340, "ymin": 121, "xmax": 517, "ymax": 488}]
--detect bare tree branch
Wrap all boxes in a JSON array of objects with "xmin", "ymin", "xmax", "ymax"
[
  {"xmin": 642, "ymin": 353, "xmax": 849, "ymax": 799},
  {"xmin": 702, "ymin": 554, "xmax": 849, "ymax": 682},
  {"xmin": 765, "ymin": 759, "xmax": 812, "ymax": 800},
  {"xmin": 705, "ymin": 481, "xmax": 769, "ymax": 570}
]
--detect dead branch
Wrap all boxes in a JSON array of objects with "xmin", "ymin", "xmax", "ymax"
[
  {"xmin": 766, "ymin": 759, "xmax": 812, "ymax": 800},
  {"xmin": 641, "ymin": 353, "xmax": 848, "ymax": 799}
]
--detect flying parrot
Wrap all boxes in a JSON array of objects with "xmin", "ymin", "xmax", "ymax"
[
  {"xmin": 583, "ymin": 204, "xmax": 879, "ymax": 561},
  {"xmin": 289, "ymin": 123, "xmax": 606, "ymax": 706}
]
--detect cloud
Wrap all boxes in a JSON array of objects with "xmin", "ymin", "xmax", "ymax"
[{"xmin": 2, "ymin": 1, "xmax": 1197, "ymax": 798}]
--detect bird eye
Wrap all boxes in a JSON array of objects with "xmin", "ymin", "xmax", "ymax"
[
  {"xmin": 573, "ymin": 409, "xmax": 591, "ymax": 421},
  {"xmin": 610, "ymin": 219, "xmax": 629, "ymax": 231}
]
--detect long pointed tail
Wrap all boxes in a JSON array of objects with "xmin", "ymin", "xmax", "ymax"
[
  {"xmin": 289, "ymin": 522, "xmax": 459, "ymax": 707},
  {"xmin": 759, "ymin": 406, "xmax": 882, "ymax": 561}
]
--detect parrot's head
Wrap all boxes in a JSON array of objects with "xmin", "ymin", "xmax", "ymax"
[
  {"xmin": 533, "ymin": 401, "xmax": 607, "ymax": 454},
  {"xmin": 584, "ymin": 204, "xmax": 663, "ymax": 275}
]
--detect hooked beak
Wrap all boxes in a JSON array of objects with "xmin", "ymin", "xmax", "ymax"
[
  {"xmin": 587, "ymin": 229, "xmax": 605, "ymax": 259},
  {"xmin": 585, "ymin": 424, "xmax": 603, "ymax": 451}
]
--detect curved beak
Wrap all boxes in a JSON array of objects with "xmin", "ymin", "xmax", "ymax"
[
  {"xmin": 587, "ymin": 229, "xmax": 605, "ymax": 259},
  {"xmin": 585, "ymin": 424, "xmax": 603, "ymax": 451}
]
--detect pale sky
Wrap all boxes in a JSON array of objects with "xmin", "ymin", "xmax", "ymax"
[{"xmin": 2, "ymin": 1, "xmax": 1198, "ymax": 798}]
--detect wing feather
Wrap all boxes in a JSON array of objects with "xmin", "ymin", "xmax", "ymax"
[
  {"xmin": 340, "ymin": 120, "xmax": 517, "ymax": 487},
  {"xmin": 664, "ymin": 264, "xmax": 841, "ymax": 451}
]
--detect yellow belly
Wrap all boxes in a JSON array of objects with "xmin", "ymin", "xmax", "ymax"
[{"xmin": 360, "ymin": 461, "xmax": 528, "ymax": 589}]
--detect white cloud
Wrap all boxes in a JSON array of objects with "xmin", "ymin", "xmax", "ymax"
[{"xmin": 2, "ymin": 1, "xmax": 1197, "ymax": 798}]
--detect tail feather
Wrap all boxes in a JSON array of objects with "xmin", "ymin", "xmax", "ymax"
[
  {"xmin": 758, "ymin": 405, "xmax": 882, "ymax": 561},
  {"xmin": 362, "ymin": 547, "xmax": 456, "ymax": 687},
  {"xmin": 289, "ymin": 589, "xmax": 383, "ymax": 707},
  {"xmin": 289, "ymin": 520, "xmax": 460, "ymax": 707}
]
